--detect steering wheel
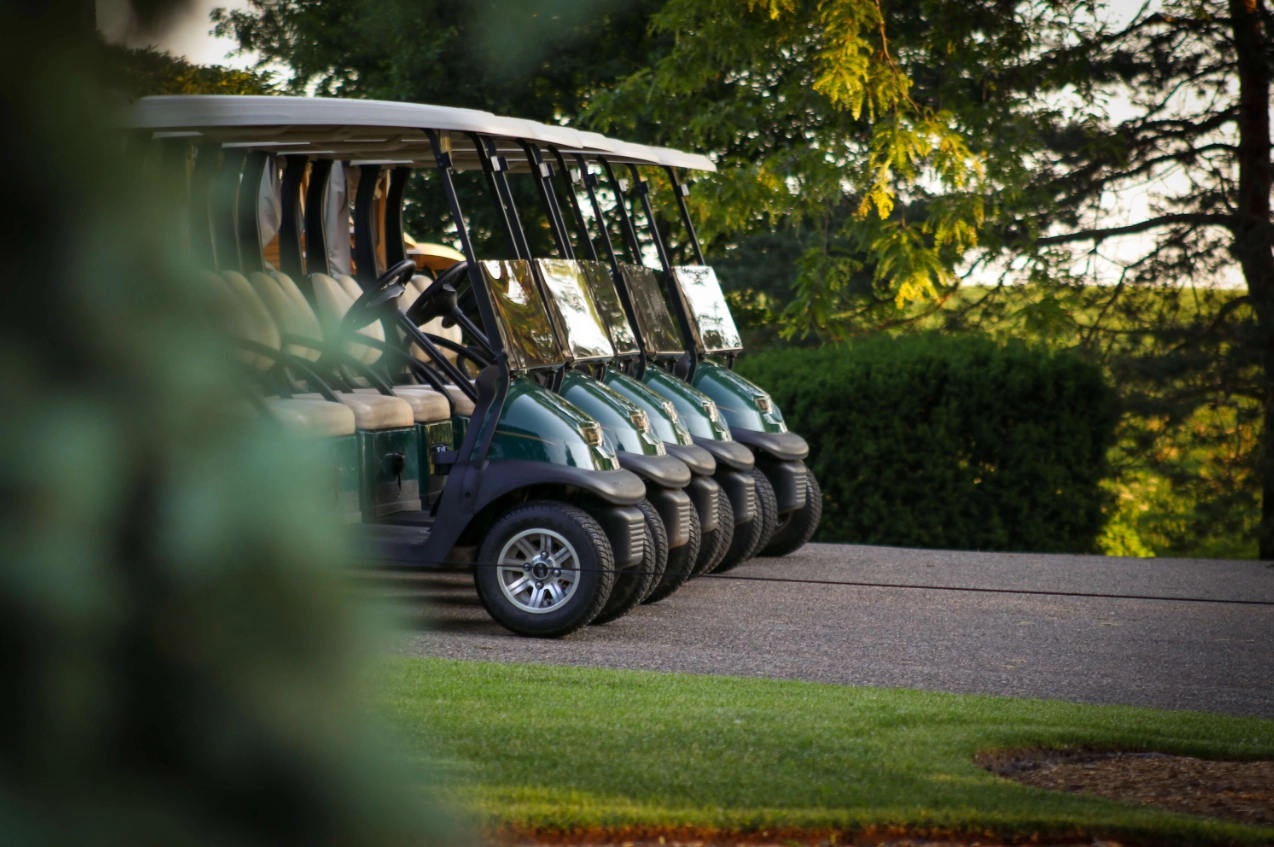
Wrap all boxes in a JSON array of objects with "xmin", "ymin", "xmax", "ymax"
[
  {"xmin": 405, "ymin": 260, "xmax": 469, "ymax": 327},
  {"xmin": 340, "ymin": 259, "xmax": 417, "ymax": 334}
]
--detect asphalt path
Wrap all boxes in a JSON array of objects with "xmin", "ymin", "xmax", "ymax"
[{"xmin": 386, "ymin": 543, "xmax": 1274, "ymax": 719}]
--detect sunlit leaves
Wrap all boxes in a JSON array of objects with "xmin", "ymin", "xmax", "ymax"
[{"xmin": 589, "ymin": 0, "xmax": 986, "ymax": 337}]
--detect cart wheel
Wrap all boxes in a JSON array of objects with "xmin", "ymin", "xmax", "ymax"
[
  {"xmin": 591, "ymin": 500, "xmax": 663, "ymax": 625},
  {"xmin": 693, "ymin": 486, "xmax": 734, "ymax": 577},
  {"xmin": 474, "ymin": 501, "xmax": 614, "ymax": 637},
  {"xmin": 762, "ymin": 473, "xmax": 822, "ymax": 557},
  {"xmin": 643, "ymin": 503, "xmax": 700, "ymax": 604},
  {"xmin": 713, "ymin": 468, "xmax": 777, "ymax": 573},
  {"xmin": 636, "ymin": 499, "xmax": 669, "ymax": 602}
]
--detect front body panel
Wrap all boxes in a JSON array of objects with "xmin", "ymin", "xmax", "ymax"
[
  {"xmin": 601, "ymin": 368, "xmax": 694, "ymax": 446},
  {"xmin": 692, "ymin": 361, "xmax": 787, "ymax": 433},
  {"xmin": 488, "ymin": 377, "xmax": 619, "ymax": 470},
  {"xmin": 642, "ymin": 367, "xmax": 732, "ymax": 441},
  {"xmin": 561, "ymin": 371, "xmax": 665, "ymax": 457}
]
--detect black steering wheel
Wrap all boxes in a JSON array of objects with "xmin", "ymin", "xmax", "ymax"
[
  {"xmin": 340, "ymin": 259, "xmax": 418, "ymax": 333},
  {"xmin": 404, "ymin": 260, "xmax": 469, "ymax": 327}
]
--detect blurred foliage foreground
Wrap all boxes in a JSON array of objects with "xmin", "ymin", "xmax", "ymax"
[{"xmin": 1, "ymin": 7, "xmax": 456, "ymax": 844}]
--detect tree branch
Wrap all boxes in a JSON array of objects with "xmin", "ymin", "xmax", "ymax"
[{"xmin": 1035, "ymin": 213, "xmax": 1234, "ymax": 246}]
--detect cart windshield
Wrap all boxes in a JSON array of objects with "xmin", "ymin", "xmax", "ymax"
[
  {"xmin": 481, "ymin": 259, "xmax": 563, "ymax": 371},
  {"xmin": 579, "ymin": 261, "xmax": 640, "ymax": 357},
  {"xmin": 672, "ymin": 266, "xmax": 742, "ymax": 354},
  {"xmin": 535, "ymin": 259, "xmax": 615, "ymax": 364},
  {"xmin": 619, "ymin": 264, "xmax": 684, "ymax": 357}
]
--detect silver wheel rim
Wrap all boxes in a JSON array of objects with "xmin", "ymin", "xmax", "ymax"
[{"xmin": 496, "ymin": 528, "xmax": 580, "ymax": 614}]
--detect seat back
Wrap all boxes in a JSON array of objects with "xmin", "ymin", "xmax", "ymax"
[{"xmin": 310, "ymin": 272, "xmax": 386, "ymax": 364}]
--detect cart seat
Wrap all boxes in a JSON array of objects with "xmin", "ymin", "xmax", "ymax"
[
  {"xmin": 352, "ymin": 387, "xmax": 451, "ymax": 423},
  {"xmin": 296, "ymin": 392, "xmax": 414, "ymax": 430},
  {"xmin": 220, "ymin": 271, "xmax": 281, "ymax": 369},
  {"xmin": 263, "ymin": 397, "xmax": 357, "ymax": 437},
  {"xmin": 440, "ymin": 384, "xmax": 475, "ymax": 415},
  {"xmin": 310, "ymin": 272, "xmax": 386, "ymax": 364},
  {"xmin": 248, "ymin": 271, "xmax": 322, "ymax": 361}
]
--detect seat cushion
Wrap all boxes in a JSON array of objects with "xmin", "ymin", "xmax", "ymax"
[
  {"xmin": 263, "ymin": 397, "xmax": 356, "ymax": 438},
  {"xmin": 369, "ymin": 386, "xmax": 452, "ymax": 423},
  {"xmin": 442, "ymin": 384, "xmax": 476, "ymax": 416},
  {"xmin": 296, "ymin": 392, "xmax": 413, "ymax": 430}
]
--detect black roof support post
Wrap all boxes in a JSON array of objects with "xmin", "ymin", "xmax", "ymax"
[
  {"xmin": 353, "ymin": 164, "xmax": 382, "ymax": 288},
  {"xmin": 600, "ymin": 160, "xmax": 643, "ymax": 265},
  {"xmin": 385, "ymin": 166, "xmax": 411, "ymax": 267},
  {"xmin": 552, "ymin": 148, "xmax": 598, "ymax": 261},
  {"xmin": 628, "ymin": 164, "xmax": 701, "ymax": 379},
  {"xmin": 578, "ymin": 154, "xmax": 649, "ymax": 376},
  {"xmin": 425, "ymin": 128, "xmax": 507, "ymax": 473},
  {"xmin": 665, "ymin": 167, "xmax": 706, "ymax": 266},
  {"xmin": 211, "ymin": 147, "xmax": 246, "ymax": 273},
  {"xmin": 468, "ymin": 133, "xmax": 525, "ymax": 260},
  {"xmin": 278, "ymin": 156, "xmax": 308, "ymax": 283},
  {"xmin": 237, "ymin": 151, "xmax": 269, "ymax": 274},
  {"xmin": 519, "ymin": 141, "xmax": 574, "ymax": 260},
  {"xmin": 303, "ymin": 158, "xmax": 334, "ymax": 280}
]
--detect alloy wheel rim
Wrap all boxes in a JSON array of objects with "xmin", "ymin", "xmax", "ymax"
[{"xmin": 496, "ymin": 528, "xmax": 580, "ymax": 614}]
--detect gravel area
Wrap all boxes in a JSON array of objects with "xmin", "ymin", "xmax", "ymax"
[{"xmin": 385, "ymin": 542, "xmax": 1274, "ymax": 718}]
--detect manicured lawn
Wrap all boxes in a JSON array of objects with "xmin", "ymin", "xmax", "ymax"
[{"xmin": 382, "ymin": 658, "xmax": 1274, "ymax": 845}]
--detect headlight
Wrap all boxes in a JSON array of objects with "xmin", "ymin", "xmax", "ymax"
[
  {"xmin": 629, "ymin": 409, "xmax": 651, "ymax": 432},
  {"xmin": 702, "ymin": 400, "xmax": 720, "ymax": 422},
  {"xmin": 755, "ymin": 395, "xmax": 772, "ymax": 414},
  {"xmin": 580, "ymin": 422, "xmax": 604, "ymax": 447},
  {"xmin": 662, "ymin": 400, "xmax": 679, "ymax": 422}
]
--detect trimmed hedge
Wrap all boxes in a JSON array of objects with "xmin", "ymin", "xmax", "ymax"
[{"xmin": 736, "ymin": 334, "xmax": 1118, "ymax": 553}]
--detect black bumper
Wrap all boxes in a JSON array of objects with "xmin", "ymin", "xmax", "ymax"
[
  {"xmin": 664, "ymin": 442, "xmax": 716, "ymax": 476},
  {"xmin": 618, "ymin": 451, "xmax": 692, "ymax": 489},
  {"xmin": 730, "ymin": 428, "xmax": 809, "ymax": 462},
  {"xmin": 692, "ymin": 436, "xmax": 755, "ymax": 471}
]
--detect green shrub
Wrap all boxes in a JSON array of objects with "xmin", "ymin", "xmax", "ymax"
[{"xmin": 737, "ymin": 334, "xmax": 1119, "ymax": 553}]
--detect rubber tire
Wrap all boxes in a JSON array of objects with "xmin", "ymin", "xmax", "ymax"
[
  {"xmin": 473, "ymin": 501, "xmax": 615, "ymax": 637},
  {"xmin": 592, "ymin": 500, "xmax": 663, "ymax": 624},
  {"xmin": 712, "ymin": 468, "xmax": 777, "ymax": 573},
  {"xmin": 749, "ymin": 467, "xmax": 779, "ymax": 555},
  {"xmin": 692, "ymin": 485, "xmax": 734, "ymax": 577},
  {"xmin": 636, "ymin": 498, "xmax": 670, "ymax": 602},
  {"xmin": 642, "ymin": 503, "xmax": 700, "ymax": 604},
  {"xmin": 762, "ymin": 472, "xmax": 823, "ymax": 557}
]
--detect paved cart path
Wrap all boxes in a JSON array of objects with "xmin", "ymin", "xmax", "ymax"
[{"xmin": 387, "ymin": 543, "xmax": 1274, "ymax": 719}]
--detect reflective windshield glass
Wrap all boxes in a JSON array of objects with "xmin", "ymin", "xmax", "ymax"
[
  {"xmin": 618, "ymin": 263, "xmax": 684, "ymax": 356},
  {"xmin": 480, "ymin": 259, "xmax": 562, "ymax": 370},
  {"xmin": 579, "ymin": 261, "xmax": 640, "ymax": 356},
  {"xmin": 535, "ymin": 259, "xmax": 615, "ymax": 363},
  {"xmin": 673, "ymin": 266, "xmax": 742, "ymax": 353}
]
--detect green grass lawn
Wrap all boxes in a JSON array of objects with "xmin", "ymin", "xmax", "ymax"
[{"xmin": 383, "ymin": 658, "xmax": 1274, "ymax": 845}]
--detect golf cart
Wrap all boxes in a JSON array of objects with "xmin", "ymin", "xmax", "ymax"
[
  {"xmin": 580, "ymin": 140, "xmax": 823, "ymax": 558},
  {"xmin": 127, "ymin": 95, "xmax": 654, "ymax": 637},
  {"xmin": 413, "ymin": 126, "xmax": 760, "ymax": 582}
]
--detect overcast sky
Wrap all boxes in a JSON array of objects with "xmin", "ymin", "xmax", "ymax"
[{"xmin": 99, "ymin": 0, "xmax": 255, "ymax": 67}]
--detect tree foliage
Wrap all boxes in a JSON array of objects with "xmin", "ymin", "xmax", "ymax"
[{"xmin": 100, "ymin": 43, "xmax": 276, "ymax": 97}]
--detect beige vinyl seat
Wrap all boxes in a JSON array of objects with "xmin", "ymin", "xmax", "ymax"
[{"xmin": 219, "ymin": 271, "xmax": 412, "ymax": 432}]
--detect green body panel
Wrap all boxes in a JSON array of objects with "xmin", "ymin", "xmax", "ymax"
[
  {"xmin": 692, "ymin": 361, "xmax": 788, "ymax": 433},
  {"xmin": 561, "ymin": 371, "xmax": 665, "ymax": 456},
  {"xmin": 451, "ymin": 415, "xmax": 469, "ymax": 448},
  {"xmin": 601, "ymin": 368, "xmax": 693, "ymax": 446},
  {"xmin": 641, "ymin": 367, "xmax": 732, "ymax": 441},
  {"xmin": 324, "ymin": 433, "xmax": 360, "ymax": 520},
  {"xmin": 487, "ymin": 377, "xmax": 619, "ymax": 470},
  {"xmin": 358, "ymin": 426, "xmax": 421, "ymax": 517}
]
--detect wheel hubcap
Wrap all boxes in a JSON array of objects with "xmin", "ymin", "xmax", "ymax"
[{"xmin": 496, "ymin": 529, "xmax": 580, "ymax": 614}]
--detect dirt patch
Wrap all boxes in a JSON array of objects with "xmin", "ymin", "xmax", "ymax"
[{"xmin": 978, "ymin": 748, "xmax": 1274, "ymax": 828}]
